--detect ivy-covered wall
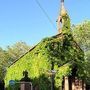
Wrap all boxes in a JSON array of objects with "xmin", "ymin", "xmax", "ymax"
[
  {"xmin": 5, "ymin": 34, "xmax": 84, "ymax": 89},
  {"xmin": 5, "ymin": 13, "xmax": 85, "ymax": 90}
]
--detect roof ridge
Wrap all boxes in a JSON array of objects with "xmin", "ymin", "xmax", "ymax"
[{"xmin": 8, "ymin": 44, "xmax": 38, "ymax": 68}]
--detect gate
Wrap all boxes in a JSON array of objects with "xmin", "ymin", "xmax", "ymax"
[
  {"xmin": 9, "ymin": 81, "xmax": 33, "ymax": 90},
  {"xmin": 19, "ymin": 82, "xmax": 33, "ymax": 90}
]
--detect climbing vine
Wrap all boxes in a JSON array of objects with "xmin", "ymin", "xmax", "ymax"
[{"xmin": 5, "ymin": 13, "xmax": 85, "ymax": 90}]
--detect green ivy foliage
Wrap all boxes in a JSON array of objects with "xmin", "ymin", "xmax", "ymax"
[
  {"xmin": 5, "ymin": 14, "xmax": 85, "ymax": 90},
  {"xmin": 62, "ymin": 14, "xmax": 71, "ymax": 35},
  {"xmin": 5, "ymin": 35, "xmax": 84, "ymax": 89}
]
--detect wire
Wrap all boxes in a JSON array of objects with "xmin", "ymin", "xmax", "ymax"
[{"xmin": 34, "ymin": 0, "xmax": 57, "ymax": 30}]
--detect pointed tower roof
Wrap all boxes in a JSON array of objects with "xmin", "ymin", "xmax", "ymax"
[{"xmin": 60, "ymin": 0, "xmax": 67, "ymax": 17}]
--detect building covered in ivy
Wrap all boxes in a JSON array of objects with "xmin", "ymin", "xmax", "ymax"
[{"xmin": 5, "ymin": 0, "xmax": 88, "ymax": 90}]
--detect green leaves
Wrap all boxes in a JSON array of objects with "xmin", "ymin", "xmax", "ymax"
[
  {"xmin": 55, "ymin": 63, "xmax": 72, "ymax": 87},
  {"xmin": 72, "ymin": 20, "xmax": 90, "ymax": 51},
  {"xmin": 5, "ymin": 33, "xmax": 84, "ymax": 89},
  {"xmin": 72, "ymin": 20, "xmax": 90, "ymax": 84}
]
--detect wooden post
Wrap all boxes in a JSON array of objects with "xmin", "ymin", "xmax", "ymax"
[
  {"xmin": 72, "ymin": 78, "xmax": 75, "ymax": 90},
  {"xmin": 64, "ymin": 76, "xmax": 69, "ymax": 90}
]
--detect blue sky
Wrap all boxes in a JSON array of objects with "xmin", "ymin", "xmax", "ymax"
[{"xmin": 0, "ymin": 0, "xmax": 90, "ymax": 49}]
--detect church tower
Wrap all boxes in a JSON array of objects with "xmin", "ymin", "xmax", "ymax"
[{"xmin": 57, "ymin": 0, "xmax": 68, "ymax": 34}]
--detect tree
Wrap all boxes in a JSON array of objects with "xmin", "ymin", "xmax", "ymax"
[
  {"xmin": 7, "ymin": 41, "xmax": 30, "ymax": 64},
  {"xmin": 0, "ymin": 42, "xmax": 30, "ymax": 79},
  {"xmin": 72, "ymin": 21, "xmax": 90, "ymax": 51},
  {"xmin": 72, "ymin": 20, "xmax": 90, "ymax": 83},
  {"xmin": 0, "ymin": 48, "xmax": 10, "ymax": 79}
]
